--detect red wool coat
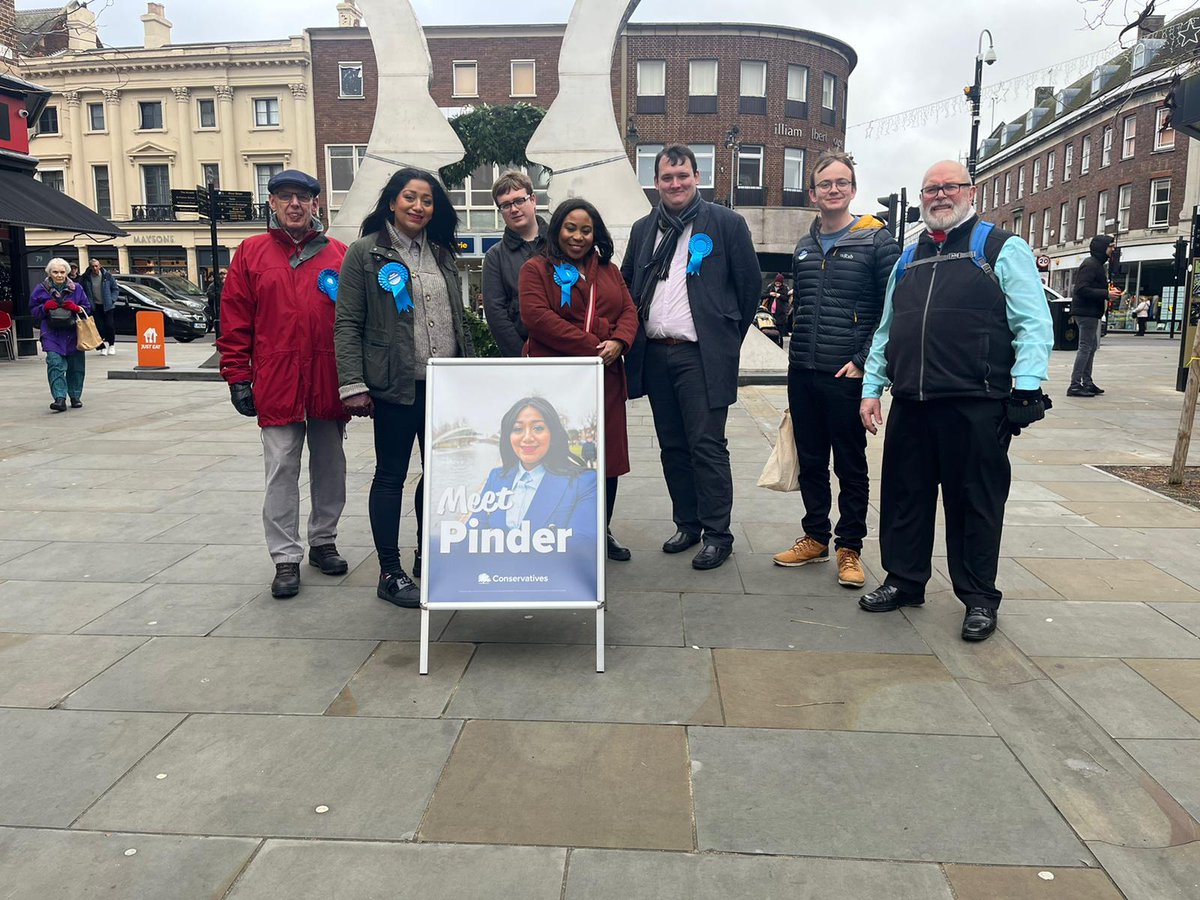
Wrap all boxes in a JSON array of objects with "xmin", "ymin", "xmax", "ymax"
[
  {"xmin": 217, "ymin": 228, "xmax": 349, "ymax": 427},
  {"xmin": 519, "ymin": 253, "xmax": 640, "ymax": 477}
]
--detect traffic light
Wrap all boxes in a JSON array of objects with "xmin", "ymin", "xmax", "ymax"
[
  {"xmin": 877, "ymin": 193, "xmax": 898, "ymax": 231},
  {"xmin": 1109, "ymin": 244, "xmax": 1122, "ymax": 277},
  {"xmin": 1175, "ymin": 238, "xmax": 1189, "ymax": 283}
]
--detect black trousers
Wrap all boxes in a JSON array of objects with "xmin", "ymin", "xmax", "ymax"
[
  {"xmin": 369, "ymin": 384, "xmax": 426, "ymax": 574},
  {"xmin": 95, "ymin": 307, "xmax": 116, "ymax": 345},
  {"xmin": 1136, "ymin": 317, "xmax": 1147, "ymax": 335},
  {"xmin": 788, "ymin": 368, "xmax": 869, "ymax": 552},
  {"xmin": 643, "ymin": 341, "xmax": 733, "ymax": 547},
  {"xmin": 879, "ymin": 398, "xmax": 1011, "ymax": 610},
  {"xmin": 605, "ymin": 476, "xmax": 618, "ymax": 526}
]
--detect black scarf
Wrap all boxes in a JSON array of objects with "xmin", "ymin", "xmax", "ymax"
[{"xmin": 646, "ymin": 192, "xmax": 702, "ymax": 283}]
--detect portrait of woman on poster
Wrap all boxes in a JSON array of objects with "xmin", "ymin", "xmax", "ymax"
[
  {"xmin": 518, "ymin": 198, "xmax": 639, "ymax": 561},
  {"xmin": 476, "ymin": 396, "xmax": 597, "ymax": 543}
]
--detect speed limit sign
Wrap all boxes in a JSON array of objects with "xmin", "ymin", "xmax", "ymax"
[{"xmin": 1036, "ymin": 255, "xmax": 1051, "ymax": 271}]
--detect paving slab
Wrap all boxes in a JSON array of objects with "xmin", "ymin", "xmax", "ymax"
[
  {"xmin": 326, "ymin": 641, "xmax": 475, "ymax": 717},
  {"xmin": 0, "ymin": 542, "xmax": 198, "ymax": 583},
  {"xmin": 735, "ymin": 551, "xmax": 899, "ymax": 596},
  {"xmin": 419, "ymin": 720, "xmax": 693, "ymax": 850},
  {"xmin": 604, "ymin": 547, "xmax": 745, "ymax": 595},
  {"xmin": 1153, "ymin": 602, "xmax": 1200, "ymax": 638},
  {"xmin": 713, "ymin": 648, "xmax": 993, "ymax": 734},
  {"xmin": 689, "ymin": 727, "xmax": 1089, "ymax": 864},
  {"xmin": 77, "ymin": 714, "xmax": 461, "ymax": 839},
  {"xmin": 1067, "ymin": 526, "xmax": 1200, "ymax": 560},
  {"xmin": 226, "ymin": 840, "xmax": 566, "ymax": 900},
  {"xmin": 1010, "ymin": 464, "xmax": 1117, "ymax": 482},
  {"xmin": 0, "ymin": 826, "xmax": 257, "ymax": 900},
  {"xmin": 76, "ymin": 583, "xmax": 261, "ymax": 636},
  {"xmin": 1086, "ymin": 840, "xmax": 1200, "ymax": 898},
  {"xmin": 0, "ymin": 540, "xmax": 46, "ymax": 565},
  {"xmin": 1119, "ymin": 739, "xmax": 1200, "ymax": 821},
  {"xmin": 0, "ymin": 581, "xmax": 148, "ymax": 633},
  {"xmin": 1015, "ymin": 558, "xmax": 1200, "ymax": 602},
  {"xmin": 941, "ymin": 863, "xmax": 1122, "ymax": 899},
  {"xmin": 933, "ymin": 558, "xmax": 1063, "ymax": 600},
  {"xmin": 563, "ymin": 849, "xmax": 952, "ymax": 899},
  {"xmin": 1061, "ymin": 500, "xmax": 1200, "ymax": 528},
  {"xmin": 0, "ymin": 511, "xmax": 193, "ymax": 543},
  {"xmin": 997, "ymin": 526, "xmax": 1116, "ymax": 559},
  {"xmin": 605, "ymin": 518, "xmax": 749, "ymax": 552},
  {"xmin": 147, "ymin": 544, "xmax": 373, "ymax": 585},
  {"xmin": 998, "ymin": 600, "xmax": 1200, "ymax": 658},
  {"xmin": 0, "ymin": 633, "xmax": 146, "ymax": 707},
  {"xmin": 447, "ymin": 644, "xmax": 721, "ymax": 725},
  {"xmin": 1039, "ymin": 480, "xmax": 1159, "ymax": 502},
  {"xmin": 62, "ymin": 635, "xmax": 376, "ymax": 714},
  {"xmin": 1124, "ymin": 658, "xmax": 1200, "ymax": 720},
  {"xmin": 0, "ymin": 708, "xmax": 183, "ymax": 827}
]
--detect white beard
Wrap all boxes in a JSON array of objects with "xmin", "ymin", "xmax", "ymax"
[{"xmin": 923, "ymin": 202, "xmax": 975, "ymax": 232}]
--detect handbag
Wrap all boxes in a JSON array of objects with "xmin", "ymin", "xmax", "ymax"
[
  {"xmin": 75, "ymin": 311, "xmax": 103, "ymax": 351},
  {"xmin": 46, "ymin": 306, "xmax": 78, "ymax": 331},
  {"xmin": 757, "ymin": 410, "xmax": 800, "ymax": 492}
]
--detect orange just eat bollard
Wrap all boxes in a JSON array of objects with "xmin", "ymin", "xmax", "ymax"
[{"xmin": 135, "ymin": 311, "xmax": 168, "ymax": 370}]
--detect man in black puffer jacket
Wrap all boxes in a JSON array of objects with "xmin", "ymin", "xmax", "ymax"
[
  {"xmin": 1068, "ymin": 234, "xmax": 1120, "ymax": 396},
  {"xmin": 772, "ymin": 150, "xmax": 900, "ymax": 589}
]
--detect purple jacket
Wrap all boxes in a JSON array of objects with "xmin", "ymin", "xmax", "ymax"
[{"xmin": 30, "ymin": 279, "xmax": 92, "ymax": 356}]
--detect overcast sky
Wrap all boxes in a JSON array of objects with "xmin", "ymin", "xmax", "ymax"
[{"xmin": 20, "ymin": 0, "xmax": 1191, "ymax": 210}]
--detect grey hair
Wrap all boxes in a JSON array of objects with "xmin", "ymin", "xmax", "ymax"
[{"xmin": 45, "ymin": 257, "xmax": 72, "ymax": 275}]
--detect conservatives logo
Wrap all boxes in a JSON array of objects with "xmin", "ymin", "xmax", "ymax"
[
  {"xmin": 477, "ymin": 573, "xmax": 492, "ymax": 584},
  {"xmin": 476, "ymin": 573, "xmax": 551, "ymax": 585}
]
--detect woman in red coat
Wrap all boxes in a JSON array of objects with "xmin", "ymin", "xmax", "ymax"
[{"xmin": 519, "ymin": 198, "xmax": 639, "ymax": 561}]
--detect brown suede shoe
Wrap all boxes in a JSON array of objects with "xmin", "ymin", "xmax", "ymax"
[
  {"xmin": 835, "ymin": 548, "xmax": 866, "ymax": 588},
  {"xmin": 773, "ymin": 535, "xmax": 829, "ymax": 567}
]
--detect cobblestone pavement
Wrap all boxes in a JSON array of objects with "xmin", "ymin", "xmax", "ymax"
[{"xmin": 1, "ymin": 336, "xmax": 1199, "ymax": 898}]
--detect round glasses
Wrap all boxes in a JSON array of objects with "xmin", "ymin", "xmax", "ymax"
[
  {"xmin": 920, "ymin": 183, "xmax": 972, "ymax": 199},
  {"xmin": 815, "ymin": 179, "xmax": 854, "ymax": 192}
]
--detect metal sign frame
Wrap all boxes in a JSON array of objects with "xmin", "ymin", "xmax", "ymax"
[{"xmin": 418, "ymin": 357, "xmax": 607, "ymax": 674}]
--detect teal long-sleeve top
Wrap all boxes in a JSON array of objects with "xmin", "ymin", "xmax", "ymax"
[{"xmin": 862, "ymin": 233, "xmax": 1054, "ymax": 399}]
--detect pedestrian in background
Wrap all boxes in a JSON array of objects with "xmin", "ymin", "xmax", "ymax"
[
  {"xmin": 1133, "ymin": 296, "xmax": 1150, "ymax": 336},
  {"xmin": 80, "ymin": 258, "xmax": 119, "ymax": 356},
  {"xmin": 30, "ymin": 257, "xmax": 91, "ymax": 412},
  {"xmin": 1068, "ymin": 235, "xmax": 1121, "ymax": 396}
]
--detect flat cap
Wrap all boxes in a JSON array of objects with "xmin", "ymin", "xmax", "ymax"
[{"xmin": 267, "ymin": 169, "xmax": 321, "ymax": 196}]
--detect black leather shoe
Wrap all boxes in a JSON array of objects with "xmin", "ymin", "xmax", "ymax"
[
  {"xmin": 271, "ymin": 562, "xmax": 301, "ymax": 599},
  {"xmin": 692, "ymin": 543, "xmax": 732, "ymax": 570},
  {"xmin": 662, "ymin": 531, "xmax": 702, "ymax": 554},
  {"xmin": 413, "ymin": 547, "xmax": 422, "ymax": 578},
  {"xmin": 1085, "ymin": 383, "xmax": 1105, "ymax": 395},
  {"xmin": 962, "ymin": 606, "xmax": 998, "ymax": 641},
  {"xmin": 606, "ymin": 530, "xmax": 632, "ymax": 561},
  {"xmin": 1065, "ymin": 385, "xmax": 1094, "ymax": 397},
  {"xmin": 858, "ymin": 584, "xmax": 924, "ymax": 612},
  {"xmin": 308, "ymin": 543, "xmax": 348, "ymax": 576},
  {"xmin": 50, "ymin": 398, "xmax": 66, "ymax": 412},
  {"xmin": 69, "ymin": 397, "xmax": 83, "ymax": 409},
  {"xmin": 378, "ymin": 570, "xmax": 420, "ymax": 608}
]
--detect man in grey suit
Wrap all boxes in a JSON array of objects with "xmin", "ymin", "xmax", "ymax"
[{"xmin": 622, "ymin": 145, "xmax": 762, "ymax": 570}]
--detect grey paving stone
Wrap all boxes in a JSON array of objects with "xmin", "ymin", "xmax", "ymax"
[
  {"xmin": 1119, "ymin": 739, "xmax": 1200, "ymax": 821},
  {"xmin": 1087, "ymin": 841, "xmax": 1200, "ymax": 899},
  {"xmin": 1016, "ymin": 558, "xmax": 1200, "ymax": 602},
  {"xmin": 689, "ymin": 727, "xmax": 1089, "ymax": 864},
  {"xmin": 76, "ymin": 583, "xmax": 261, "ymax": 636},
  {"xmin": 933, "ymin": 558, "xmax": 1063, "ymax": 600},
  {"xmin": 999, "ymin": 600, "xmax": 1200, "ymax": 658},
  {"xmin": 736, "ymin": 551, "xmax": 890, "ymax": 597},
  {"xmin": 605, "ymin": 518, "xmax": 748, "ymax": 552},
  {"xmin": 327, "ymin": 642, "xmax": 475, "ymax": 718},
  {"xmin": 63, "ymin": 636, "xmax": 376, "ymax": 714},
  {"xmin": 941, "ymin": 864, "xmax": 1122, "ymax": 899},
  {"xmin": 605, "ymin": 547, "xmax": 745, "ymax": 595},
  {"xmin": 77, "ymin": 714, "xmax": 461, "ymax": 839},
  {"xmin": 1, "ymin": 486, "xmax": 193, "ymax": 514},
  {"xmin": 1010, "ymin": 464, "xmax": 1116, "ymax": 482},
  {"xmin": 214, "ymin": 586, "xmax": 452, "ymax": 641},
  {"xmin": 0, "ymin": 540, "xmax": 47, "ymax": 565},
  {"xmin": 1062, "ymin": 500, "xmax": 1200, "ymax": 528},
  {"xmin": 146, "ymin": 544, "xmax": 373, "ymax": 585},
  {"xmin": 998, "ymin": 526, "xmax": 1116, "ymax": 559},
  {"xmin": 0, "ymin": 827, "xmax": 257, "ymax": 900},
  {"xmin": 682, "ymin": 591, "xmax": 933, "ymax": 654},
  {"xmin": 1125, "ymin": 658, "xmax": 1200, "ymax": 720},
  {"xmin": 0, "ymin": 511, "xmax": 193, "ymax": 543},
  {"xmin": 1067, "ymin": 526, "xmax": 1200, "ymax": 560},
  {"xmin": 0, "ymin": 542, "xmax": 199, "ymax": 583},
  {"xmin": 1153, "ymin": 603, "xmax": 1200, "ymax": 639},
  {"xmin": 0, "ymin": 709, "xmax": 183, "ymax": 827},
  {"xmin": 447, "ymin": 644, "xmax": 722, "ymax": 725},
  {"xmin": 226, "ymin": 840, "xmax": 566, "ymax": 900},
  {"xmin": 0, "ymin": 633, "xmax": 146, "ymax": 707},
  {"xmin": 563, "ymin": 849, "xmax": 952, "ymax": 900},
  {"xmin": 1034, "ymin": 657, "xmax": 1200, "ymax": 738},
  {"xmin": 438, "ymin": 591, "xmax": 684, "ymax": 647},
  {"xmin": 0, "ymin": 581, "xmax": 147, "ymax": 633}
]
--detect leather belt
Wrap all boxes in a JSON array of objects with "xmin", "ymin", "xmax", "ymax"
[{"xmin": 647, "ymin": 337, "xmax": 695, "ymax": 346}]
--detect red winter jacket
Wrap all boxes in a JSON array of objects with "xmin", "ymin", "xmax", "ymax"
[{"xmin": 216, "ymin": 224, "xmax": 349, "ymax": 426}]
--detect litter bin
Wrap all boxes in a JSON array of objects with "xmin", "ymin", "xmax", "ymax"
[{"xmin": 1048, "ymin": 300, "xmax": 1078, "ymax": 351}]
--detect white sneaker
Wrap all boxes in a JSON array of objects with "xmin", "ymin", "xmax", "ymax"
[
  {"xmin": 98, "ymin": 347, "xmax": 108, "ymax": 356},
  {"xmin": 109, "ymin": 345, "xmax": 117, "ymax": 355}
]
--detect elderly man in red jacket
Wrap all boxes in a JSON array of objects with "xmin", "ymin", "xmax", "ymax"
[{"xmin": 217, "ymin": 170, "xmax": 350, "ymax": 598}]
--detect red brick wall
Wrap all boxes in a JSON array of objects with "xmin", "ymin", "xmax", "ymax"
[{"xmin": 0, "ymin": 0, "xmax": 16, "ymax": 57}]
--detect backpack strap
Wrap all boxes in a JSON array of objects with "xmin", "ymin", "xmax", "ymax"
[
  {"xmin": 969, "ymin": 220, "xmax": 999, "ymax": 285},
  {"xmin": 894, "ymin": 244, "xmax": 918, "ymax": 284}
]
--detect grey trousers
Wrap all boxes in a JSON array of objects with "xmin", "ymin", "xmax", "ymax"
[
  {"xmin": 1070, "ymin": 315, "xmax": 1102, "ymax": 388},
  {"xmin": 260, "ymin": 418, "xmax": 347, "ymax": 563}
]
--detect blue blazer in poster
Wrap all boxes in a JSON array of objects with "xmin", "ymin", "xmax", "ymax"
[{"xmin": 429, "ymin": 467, "xmax": 599, "ymax": 603}]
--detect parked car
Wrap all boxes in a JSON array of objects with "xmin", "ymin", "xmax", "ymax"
[
  {"xmin": 112, "ymin": 281, "xmax": 209, "ymax": 342},
  {"xmin": 115, "ymin": 273, "xmax": 213, "ymax": 332}
]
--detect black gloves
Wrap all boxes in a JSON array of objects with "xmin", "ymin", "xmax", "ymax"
[
  {"xmin": 1002, "ymin": 388, "xmax": 1052, "ymax": 436},
  {"xmin": 229, "ymin": 381, "xmax": 257, "ymax": 418}
]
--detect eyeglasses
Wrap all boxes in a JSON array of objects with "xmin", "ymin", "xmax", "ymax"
[
  {"xmin": 498, "ymin": 195, "xmax": 534, "ymax": 212},
  {"xmin": 815, "ymin": 178, "xmax": 854, "ymax": 192},
  {"xmin": 920, "ymin": 182, "xmax": 973, "ymax": 199},
  {"xmin": 274, "ymin": 191, "xmax": 314, "ymax": 204}
]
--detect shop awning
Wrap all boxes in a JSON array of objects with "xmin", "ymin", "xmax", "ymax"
[{"xmin": 0, "ymin": 169, "xmax": 127, "ymax": 237}]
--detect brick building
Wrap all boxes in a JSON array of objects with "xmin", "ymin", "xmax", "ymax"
[
  {"xmin": 0, "ymin": 0, "xmax": 16, "ymax": 72},
  {"xmin": 976, "ymin": 13, "xmax": 1198, "ymax": 331},
  {"xmin": 309, "ymin": 18, "xmax": 857, "ymax": 294}
]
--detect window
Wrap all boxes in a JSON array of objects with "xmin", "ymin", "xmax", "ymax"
[
  {"xmin": 980, "ymin": 183, "xmax": 987, "ymax": 213},
  {"xmin": 326, "ymin": 144, "xmax": 368, "ymax": 209},
  {"xmin": 1032, "ymin": 159, "xmax": 1040, "ymax": 193},
  {"xmin": 1027, "ymin": 211, "xmax": 1037, "ymax": 245},
  {"xmin": 1064, "ymin": 143, "xmax": 1073, "ymax": 181},
  {"xmin": 201, "ymin": 163, "xmax": 220, "ymax": 190},
  {"xmin": 446, "ymin": 162, "xmax": 549, "ymax": 230},
  {"xmin": 87, "ymin": 102, "xmax": 105, "ymax": 132},
  {"xmin": 1076, "ymin": 196, "xmax": 1086, "ymax": 240},
  {"xmin": 39, "ymin": 170, "xmax": 64, "ymax": 192},
  {"xmin": 138, "ymin": 101, "xmax": 163, "ymax": 130},
  {"xmin": 689, "ymin": 60, "xmax": 718, "ymax": 113},
  {"xmin": 1003, "ymin": 172, "xmax": 1011, "ymax": 204},
  {"xmin": 142, "ymin": 164, "xmax": 170, "ymax": 207},
  {"xmin": 1081, "ymin": 135, "xmax": 1092, "ymax": 173},
  {"xmin": 1013, "ymin": 210, "xmax": 1023, "ymax": 237},
  {"xmin": 93, "ymin": 165, "xmax": 111, "ymax": 218},
  {"xmin": 690, "ymin": 143, "xmax": 715, "ymax": 189},
  {"xmin": 511, "ymin": 60, "xmax": 536, "ymax": 97},
  {"xmin": 197, "ymin": 98, "xmax": 216, "ymax": 129},
  {"xmin": 1047, "ymin": 151, "xmax": 1055, "ymax": 188},
  {"xmin": 1041, "ymin": 208, "xmax": 1051, "ymax": 247},
  {"xmin": 0, "ymin": 101, "xmax": 9, "ymax": 142},
  {"xmin": 993, "ymin": 177, "xmax": 1000, "ymax": 208},
  {"xmin": 636, "ymin": 60, "xmax": 665, "ymax": 113},
  {"xmin": 1097, "ymin": 190, "xmax": 1108, "ymax": 233},
  {"xmin": 1149, "ymin": 178, "xmax": 1170, "ymax": 228},
  {"xmin": 1122, "ymin": 115, "xmax": 1136, "ymax": 159},
  {"xmin": 253, "ymin": 98, "xmax": 280, "ymax": 128},
  {"xmin": 452, "ymin": 61, "xmax": 478, "ymax": 97},
  {"xmin": 783, "ymin": 148, "xmax": 806, "ymax": 205},
  {"xmin": 339, "ymin": 62, "xmax": 364, "ymax": 99},
  {"xmin": 1117, "ymin": 183, "xmax": 1132, "ymax": 232},
  {"xmin": 739, "ymin": 61, "xmax": 767, "ymax": 114},
  {"xmin": 786, "ymin": 65, "xmax": 808, "ymax": 118},
  {"xmin": 821, "ymin": 73, "xmax": 837, "ymax": 125},
  {"xmin": 1059, "ymin": 202, "xmax": 1070, "ymax": 243},
  {"xmin": 255, "ymin": 163, "xmax": 284, "ymax": 203},
  {"xmin": 1101, "ymin": 126, "xmax": 1112, "ymax": 166},
  {"xmin": 1017, "ymin": 165, "xmax": 1025, "ymax": 199},
  {"xmin": 738, "ymin": 144, "xmax": 763, "ymax": 188},
  {"xmin": 1155, "ymin": 107, "xmax": 1175, "ymax": 150},
  {"xmin": 36, "ymin": 105, "xmax": 58, "ymax": 135},
  {"xmin": 636, "ymin": 143, "xmax": 663, "ymax": 188}
]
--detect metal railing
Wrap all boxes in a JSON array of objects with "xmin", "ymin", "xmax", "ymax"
[{"xmin": 129, "ymin": 205, "xmax": 176, "ymax": 222}]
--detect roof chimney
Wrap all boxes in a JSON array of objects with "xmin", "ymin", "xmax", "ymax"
[
  {"xmin": 65, "ymin": 1, "xmax": 97, "ymax": 51},
  {"xmin": 1138, "ymin": 14, "xmax": 1165, "ymax": 39},
  {"xmin": 336, "ymin": 1, "xmax": 362, "ymax": 27},
  {"xmin": 1034, "ymin": 85, "xmax": 1055, "ymax": 106},
  {"xmin": 141, "ymin": 2, "xmax": 172, "ymax": 49}
]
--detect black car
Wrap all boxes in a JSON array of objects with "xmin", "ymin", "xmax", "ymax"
[
  {"xmin": 115, "ymin": 274, "xmax": 213, "ymax": 332},
  {"xmin": 112, "ymin": 281, "xmax": 209, "ymax": 342}
]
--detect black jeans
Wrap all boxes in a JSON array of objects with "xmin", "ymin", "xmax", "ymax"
[
  {"xmin": 369, "ymin": 384, "xmax": 426, "ymax": 574},
  {"xmin": 95, "ymin": 307, "xmax": 116, "ymax": 345},
  {"xmin": 787, "ymin": 368, "xmax": 869, "ymax": 552}
]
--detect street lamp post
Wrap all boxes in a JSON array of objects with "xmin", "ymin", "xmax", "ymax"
[
  {"xmin": 966, "ymin": 29, "xmax": 997, "ymax": 181},
  {"xmin": 724, "ymin": 124, "xmax": 741, "ymax": 208}
]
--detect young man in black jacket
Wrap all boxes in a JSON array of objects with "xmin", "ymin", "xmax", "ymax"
[
  {"xmin": 1068, "ymin": 234, "xmax": 1121, "ymax": 397},
  {"xmin": 773, "ymin": 150, "xmax": 899, "ymax": 589},
  {"xmin": 482, "ymin": 170, "xmax": 547, "ymax": 357}
]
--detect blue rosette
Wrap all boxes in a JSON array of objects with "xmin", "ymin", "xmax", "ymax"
[
  {"xmin": 687, "ymin": 233, "xmax": 713, "ymax": 276},
  {"xmin": 553, "ymin": 263, "xmax": 580, "ymax": 308},
  {"xmin": 317, "ymin": 268, "xmax": 339, "ymax": 303},
  {"xmin": 378, "ymin": 262, "xmax": 413, "ymax": 313}
]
